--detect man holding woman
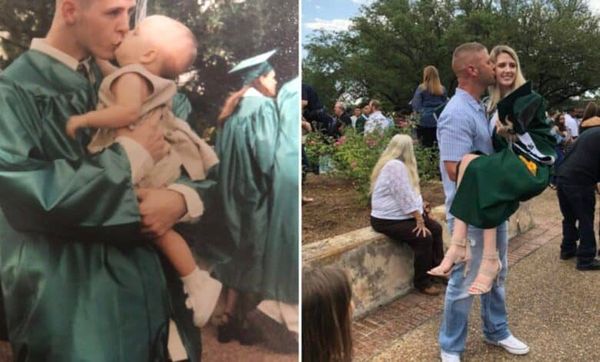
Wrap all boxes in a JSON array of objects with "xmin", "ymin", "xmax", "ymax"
[{"xmin": 437, "ymin": 43, "xmax": 531, "ymax": 361}]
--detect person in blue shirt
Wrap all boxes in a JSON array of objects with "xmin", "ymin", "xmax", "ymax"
[{"xmin": 411, "ymin": 65, "xmax": 448, "ymax": 148}]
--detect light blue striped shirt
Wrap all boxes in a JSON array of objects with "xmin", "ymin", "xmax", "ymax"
[{"xmin": 436, "ymin": 88, "xmax": 493, "ymax": 221}]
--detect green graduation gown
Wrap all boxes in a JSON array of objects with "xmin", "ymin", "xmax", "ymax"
[
  {"xmin": 264, "ymin": 77, "xmax": 300, "ymax": 304},
  {"xmin": 0, "ymin": 50, "xmax": 204, "ymax": 361},
  {"xmin": 450, "ymin": 93, "xmax": 556, "ymax": 229},
  {"xmin": 214, "ymin": 88, "xmax": 294, "ymax": 301}
]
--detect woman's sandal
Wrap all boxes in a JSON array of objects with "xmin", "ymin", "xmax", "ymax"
[
  {"xmin": 427, "ymin": 238, "xmax": 471, "ymax": 277},
  {"xmin": 468, "ymin": 253, "xmax": 502, "ymax": 295}
]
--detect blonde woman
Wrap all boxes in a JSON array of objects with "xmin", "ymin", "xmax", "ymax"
[
  {"xmin": 428, "ymin": 45, "xmax": 555, "ymax": 294},
  {"xmin": 411, "ymin": 65, "xmax": 448, "ymax": 147},
  {"xmin": 370, "ymin": 134, "xmax": 445, "ymax": 295}
]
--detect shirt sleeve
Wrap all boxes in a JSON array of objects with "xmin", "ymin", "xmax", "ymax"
[
  {"xmin": 384, "ymin": 161, "xmax": 422, "ymax": 215},
  {"xmin": 438, "ymin": 108, "xmax": 474, "ymax": 162}
]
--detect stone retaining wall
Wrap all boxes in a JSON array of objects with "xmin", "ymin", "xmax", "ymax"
[{"xmin": 302, "ymin": 203, "xmax": 534, "ymax": 318}]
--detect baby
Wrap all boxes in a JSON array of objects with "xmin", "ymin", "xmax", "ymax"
[{"xmin": 66, "ymin": 15, "xmax": 220, "ymax": 327}]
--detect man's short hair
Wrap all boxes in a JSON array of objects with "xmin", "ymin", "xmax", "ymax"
[{"xmin": 452, "ymin": 42, "xmax": 486, "ymax": 75}]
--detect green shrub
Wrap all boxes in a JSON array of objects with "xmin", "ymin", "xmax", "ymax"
[{"xmin": 304, "ymin": 125, "xmax": 440, "ymax": 204}]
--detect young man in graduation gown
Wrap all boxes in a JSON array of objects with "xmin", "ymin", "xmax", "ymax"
[{"xmin": 0, "ymin": 1, "xmax": 213, "ymax": 360}]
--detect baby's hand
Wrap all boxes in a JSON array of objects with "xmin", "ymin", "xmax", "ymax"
[{"xmin": 66, "ymin": 115, "xmax": 87, "ymax": 139}]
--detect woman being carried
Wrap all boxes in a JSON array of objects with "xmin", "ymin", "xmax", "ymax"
[{"xmin": 428, "ymin": 45, "xmax": 556, "ymax": 294}]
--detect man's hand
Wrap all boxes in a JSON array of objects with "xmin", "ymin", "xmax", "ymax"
[
  {"xmin": 116, "ymin": 112, "xmax": 169, "ymax": 162},
  {"xmin": 136, "ymin": 188, "xmax": 186, "ymax": 238}
]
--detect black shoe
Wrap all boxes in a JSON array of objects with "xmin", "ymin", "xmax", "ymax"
[
  {"xmin": 238, "ymin": 323, "xmax": 263, "ymax": 345},
  {"xmin": 246, "ymin": 308, "xmax": 298, "ymax": 353},
  {"xmin": 560, "ymin": 251, "xmax": 576, "ymax": 260},
  {"xmin": 217, "ymin": 313, "xmax": 239, "ymax": 343},
  {"xmin": 576, "ymin": 259, "xmax": 600, "ymax": 271}
]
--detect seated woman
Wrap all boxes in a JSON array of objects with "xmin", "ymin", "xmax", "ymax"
[
  {"xmin": 428, "ymin": 45, "xmax": 556, "ymax": 295},
  {"xmin": 370, "ymin": 134, "xmax": 445, "ymax": 296}
]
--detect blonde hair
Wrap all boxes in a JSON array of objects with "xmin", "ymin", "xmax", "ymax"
[
  {"xmin": 370, "ymin": 134, "xmax": 420, "ymax": 195},
  {"xmin": 486, "ymin": 45, "xmax": 526, "ymax": 113},
  {"xmin": 419, "ymin": 65, "xmax": 444, "ymax": 96}
]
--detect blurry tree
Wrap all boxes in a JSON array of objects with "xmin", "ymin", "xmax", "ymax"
[
  {"xmin": 303, "ymin": 0, "xmax": 600, "ymax": 111},
  {"xmin": 0, "ymin": 0, "xmax": 298, "ymax": 132}
]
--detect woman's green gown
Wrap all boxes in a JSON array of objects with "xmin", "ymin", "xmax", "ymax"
[
  {"xmin": 450, "ymin": 92, "xmax": 556, "ymax": 229},
  {"xmin": 214, "ymin": 82, "xmax": 298, "ymax": 304}
]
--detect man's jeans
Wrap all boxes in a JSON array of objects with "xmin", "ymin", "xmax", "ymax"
[
  {"xmin": 439, "ymin": 219, "xmax": 511, "ymax": 355},
  {"xmin": 556, "ymin": 183, "xmax": 597, "ymax": 266}
]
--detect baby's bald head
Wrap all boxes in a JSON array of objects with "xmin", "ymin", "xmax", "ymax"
[{"xmin": 140, "ymin": 15, "xmax": 197, "ymax": 78}]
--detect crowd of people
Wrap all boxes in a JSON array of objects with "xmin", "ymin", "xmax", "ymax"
[
  {"xmin": 303, "ymin": 41, "xmax": 600, "ymax": 362},
  {"xmin": 0, "ymin": 1, "xmax": 298, "ymax": 360}
]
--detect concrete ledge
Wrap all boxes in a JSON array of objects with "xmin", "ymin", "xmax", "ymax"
[{"xmin": 302, "ymin": 203, "xmax": 535, "ymax": 318}]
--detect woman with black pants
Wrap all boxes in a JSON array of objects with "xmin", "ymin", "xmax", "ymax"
[{"xmin": 370, "ymin": 134, "xmax": 445, "ymax": 295}]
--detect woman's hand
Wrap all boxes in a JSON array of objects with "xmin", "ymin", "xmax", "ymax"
[
  {"xmin": 413, "ymin": 218, "xmax": 432, "ymax": 237},
  {"xmin": 495, "ymin": 117, "xmax": 517, "ymax": 143}
]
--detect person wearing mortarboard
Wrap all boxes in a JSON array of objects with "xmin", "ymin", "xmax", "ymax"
[{"xmin": 212, "ymin": 50, "xmax": 298, "ymax": 352}]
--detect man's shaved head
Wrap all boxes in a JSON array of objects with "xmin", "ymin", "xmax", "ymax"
[{"xmin": 452, "ymin": 42, "xmax": 487, "ymax": 77}]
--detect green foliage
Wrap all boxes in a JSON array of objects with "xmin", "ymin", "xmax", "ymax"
[
  {"xmin": 0, "ymin": 0, "xmax": 298, "ymax": 133},
  {"xmin": 303, "ymin": 0, "xmax": 600, "ymax": 111},
  {"xmin": 305, "ymin": 127, "xmax": 440, "ymax": 203}
]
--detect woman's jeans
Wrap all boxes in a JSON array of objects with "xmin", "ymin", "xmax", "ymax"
[{"xmin": 439, "ymin": 218, "xmax": 511, "ymax": 355}]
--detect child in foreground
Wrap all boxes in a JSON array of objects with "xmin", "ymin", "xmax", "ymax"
[{"xmin": 302, "ymin": 266, "xmax": 354, "ymax": 362}]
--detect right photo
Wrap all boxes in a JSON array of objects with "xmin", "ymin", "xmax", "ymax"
[{"xmin": 301, "ymin": 0, "xmax": 600, "ymax": 361}]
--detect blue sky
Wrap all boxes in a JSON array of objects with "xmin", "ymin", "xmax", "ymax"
[
  {"xmin": 302, "ymin": 0, "xmax": 600, "ymax": 51},
  {"xmin": 302, "ymin": 0, "xmax": 372, "ymax": 48}
]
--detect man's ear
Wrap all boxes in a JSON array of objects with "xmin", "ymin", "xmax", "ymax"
[
  {"xmin": 61, "ymin": 0, "xmax": 79, "ymax": 25},
  {"xmin": 140, "ymin": 49, "xmax": 158, "ymax": 65}
]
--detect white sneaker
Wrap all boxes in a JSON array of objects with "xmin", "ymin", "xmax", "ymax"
[
  {"xmin": 440, "ymin": 350, "xmax": 461, "ymax": 362},
  {"xmin": 485, "ymin": 334, "xmax": 530, "ymax": 355}
]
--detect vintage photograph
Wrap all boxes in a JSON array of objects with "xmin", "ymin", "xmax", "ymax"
[{"xmin": 0, "ymin": 0, "xmax": 298, "ymax": 361}]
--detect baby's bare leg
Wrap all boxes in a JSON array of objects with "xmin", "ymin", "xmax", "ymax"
[
  {"xmin": 156, "ymin": 230, "xmax": 222, "ymax": 327},
  {"xmin": 155, "ymin": 230, "xmax": 196, "ymax": 277}
]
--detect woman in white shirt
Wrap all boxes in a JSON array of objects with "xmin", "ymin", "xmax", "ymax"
[{"xmin": 370, "ymin": 134, "xmax": 445, "ymax": 295}]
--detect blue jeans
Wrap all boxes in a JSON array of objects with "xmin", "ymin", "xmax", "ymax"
[{"xmin": 439, "ymin": 219, "xmax": 511, "ymax": 355}]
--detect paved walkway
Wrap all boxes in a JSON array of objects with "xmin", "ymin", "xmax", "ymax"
[{"xmin": 353, "ymin": 189, "xmax": 600, "ymax": 361}]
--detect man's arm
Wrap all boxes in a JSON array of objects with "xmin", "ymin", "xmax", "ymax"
[
  {"xmin": 444, "ymin": 161, "xmax": 459, "ymax": 181},
  {"xmin": 0, "ymin": 83, "xmax": 166, "ymax": 241}
]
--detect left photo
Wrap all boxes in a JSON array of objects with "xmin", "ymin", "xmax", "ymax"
[{"xmin": 0, "ymin": 0, "xmax": 299, "ymax": 361}]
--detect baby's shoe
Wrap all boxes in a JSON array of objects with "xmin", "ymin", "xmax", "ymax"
[{"xmin": 181, "ymin": 267, "xmax": 222, "ymax": 327}]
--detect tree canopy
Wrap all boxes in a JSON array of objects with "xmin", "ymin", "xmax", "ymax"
[
  {"xmin": 302, "ymin": 0, "xmax": 600, "ymax": 111},
  {"xmin": 0, "ymin": 0, "xmax": 298, "ymax": 131}
]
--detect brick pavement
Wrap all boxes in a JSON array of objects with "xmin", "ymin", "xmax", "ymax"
[{"xmin": 352, "ymin": 219, "xmax": 563, "ymax": 361}]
